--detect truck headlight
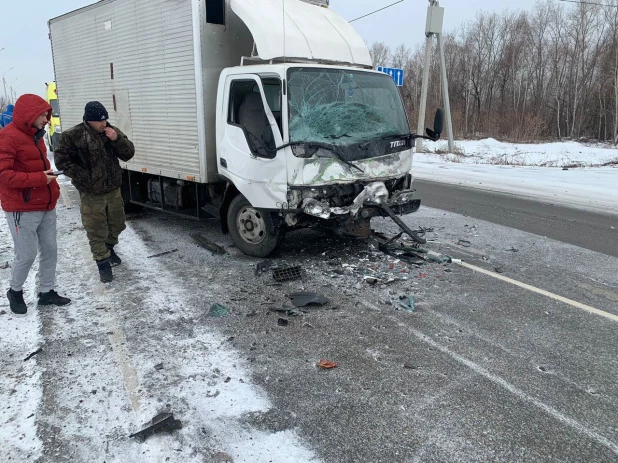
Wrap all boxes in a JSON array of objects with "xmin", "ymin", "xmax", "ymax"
[{"xmin": 54, "ymin": 126, "xmax": 62, "ymax": 134}]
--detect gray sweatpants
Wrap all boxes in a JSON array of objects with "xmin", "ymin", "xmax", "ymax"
[{"xmin": 5, "ymin": 210, "xmax": 57, "ymax": 293}]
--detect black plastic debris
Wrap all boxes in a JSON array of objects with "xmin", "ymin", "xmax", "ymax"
[
  {"xmin": 277, "ymin": 318, "xmax": 289, "ymax": 326},
  {"xmin": 272, "ymin": 266, "xmax": 302, "ymax": 282},
  {"xmin": 505, "ymin": 247, "xmax": 519, "ymax": 253},
  {"xmin": 289, "ymin": 292, "xmax": 329, "ymax": 307},
  {"xmin": 255, "ymin": 260, "xmax": 271, "ymax": 276},
  {"xmin": 457, "ymin": 240, "xmax": 472, "ymax": 247},
  {"xmin": 0, "ymin": 262, "xmax": 9, "ymax": 269},
  {"xmin": 129, "ymin": 412, "xmax": 182, "ymax": 442},
  {"xmin": 269, "ymin": 308, "xmax": 303, "ymax": 316},
  {"xmin": 495, "ymin": 266, "xmax": 505, "ymax": 274},
  {"xmin": 147, "ymin": 249, "xmax": 178, "ymax": 259},
  {"xmin": 154, "ymin": 363, "xmax": 164, "ymax": 371},
  {"xmin": 191, "ymin": 234, "xmax": 226, "ymax": 254},
  {"xmin": 24, "ymin": 348, "xmax": 42, "ymax": 362}
]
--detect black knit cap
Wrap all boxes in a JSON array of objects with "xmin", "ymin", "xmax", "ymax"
[{"xmin": 84, "ymin": 101, "xmax": 109, "ymax": 122}]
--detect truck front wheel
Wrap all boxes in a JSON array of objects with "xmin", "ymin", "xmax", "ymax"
[{"xmin": 227, "ymin": 195, "xmax": 285, "ymax": 257}]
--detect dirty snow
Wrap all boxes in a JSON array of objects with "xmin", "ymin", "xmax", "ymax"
[
  {"xmin": 424, "ymin": 138, "xmax": 618, "ymax": 167},
  {"xmin": 0, "ymin": 177, "xmax": 320, "ymax": 462}
]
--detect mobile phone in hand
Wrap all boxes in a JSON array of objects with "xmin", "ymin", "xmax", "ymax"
[{"xmin": 52, "ymin": 171, "xmax": 64, "ymax": 176}]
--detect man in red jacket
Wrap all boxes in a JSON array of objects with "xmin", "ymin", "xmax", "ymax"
[{"xmin": 0, "ymin": 94, "xmax": 71, "ymax": 315}]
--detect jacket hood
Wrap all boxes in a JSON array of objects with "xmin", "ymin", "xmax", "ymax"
[
  {"xmin": 12, "ymin": 94, "xmax": 52, "ymax": 136},
  {"xmin": 5, "ymin": 104, "xmax": 14, "ymax": 113}
]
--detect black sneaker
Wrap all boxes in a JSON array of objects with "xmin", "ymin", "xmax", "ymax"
[
  {"xmin": 96, "ymin": 258, "xmax": 113, "ymax": 283},
  {"xmin": 7, "ymin": 289, "xmax": 27, "ymax": 315},
  {"xmin": 106, "ymin": 244, "xmax": 122, "ymax": 267},
  {"xmin": 38, "ymin": 290, "xmax": 71, "ymax": 306}
]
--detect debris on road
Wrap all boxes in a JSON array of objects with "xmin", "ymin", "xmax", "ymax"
[
  {"xmin": 277, "ymin": 318, "xmax": 289, "ymax": 326},
  {"xmin": 398, "ymin": 296, "xmax": 415, "ymax": 312},
  {"xmin": 255, "ymin": 260, "xmax": 271, "ymax": 276},
  {"xmin": 495, "ymin": 266, "xmax": 505, "ymax": 274},
  {"xmin": 403, "ymin": 362, "xmax": 418, "ymax": 370},
  {"xmin": 363, "ymin": 276, "xmax": 380, "ymax": 285},
  {"xmin": 191, "ymin": 234, "xmax": 226, "ymax": 254},
  {"xmin": 129, "ymin": 412, "xmax": 183, "ymax": 442},
  {"xmin": 24, "ymin": 347, "xmax": 42, "ymax": 362},
  {"xmin": 317, "ymin": 359, "xmax": 338, "ymax": 369},
  {"xmin": 426, "ymin": 254, "xmax": 451, "ymax": 264},
  {"xmin": 154, "ymin": 363, "xmax": 164, "ymax": 371},
  {"xmin": 457, "ymin": 239, "xmax": 472, "ymax": 247},
  {"xmin": 209, "ymin": 304, "xmax": 229, "ymax": 317},
  {"xmin": 272, "ymin": 265, "xmax": 303, "ymax": 282},
  {"xmin": 290, "ymin": 292, "xmax": 329, "ymax": 307},
  {"xmin": 147, "ymin": 249, "xmax": 178, "ymax": 259},
  {"xmin": 269, "ymin": 308, "xmax": 303, "ymax": 316},
  {"xmin": 505, "ymin": 247, "xmax": 519, "ymax": 253},
  {"xmin": 0, "ymin": 261, "xmax": 9, "ymax": 269}
]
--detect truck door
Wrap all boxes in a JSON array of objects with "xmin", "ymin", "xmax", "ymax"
[{"xmin": 218, "ymin": 74, "xmax": 287, "ymax": 209}]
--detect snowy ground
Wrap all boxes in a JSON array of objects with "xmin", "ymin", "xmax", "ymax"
[
  {"xmin": 413, "ymin": 140, "xmax": 618, "ymax": 216},
  {"xmin": 424, "ymin": 138, "xmax": 618, "ymax": 167},
  {"xmin": 0, "ymin": 177, "xmax": 320, "ymax": 463}
]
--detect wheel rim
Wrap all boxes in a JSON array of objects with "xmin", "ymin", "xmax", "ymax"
[{"xmin": 236, "ymin": 206, "xmax": 267, "ymax": 245}]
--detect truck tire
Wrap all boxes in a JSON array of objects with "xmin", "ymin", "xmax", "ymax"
[{"xmin": 227, "ymin": 195, "xmax": 285, "ymax": 257}]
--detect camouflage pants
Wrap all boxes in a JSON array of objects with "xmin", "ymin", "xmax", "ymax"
[{"xmin": 79, "ymin": 188, "xmax": 126, "ymax": 261}]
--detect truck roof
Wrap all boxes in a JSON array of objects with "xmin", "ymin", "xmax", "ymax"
[{"xmin": 231, "ymin": 0, "xmax": 371, "ymax": 67}]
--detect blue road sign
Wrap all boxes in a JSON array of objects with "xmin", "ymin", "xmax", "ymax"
[{"xmin": 377, "ymin": 66, "xmax": 404, "ymax": 86}]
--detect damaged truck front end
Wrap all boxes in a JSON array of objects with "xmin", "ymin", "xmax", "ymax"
[{"xmin": 280, "ymin": 66, "xmax": 429, "ymax": 240}]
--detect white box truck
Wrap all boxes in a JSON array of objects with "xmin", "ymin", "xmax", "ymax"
[{"xmin": 48, "ymin": 0, "xmax": 442, "ymax": 257}]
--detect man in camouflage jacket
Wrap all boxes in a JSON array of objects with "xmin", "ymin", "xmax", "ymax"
[{"xmin": 54, "ymin": 101, "xmax": 135, "ymax": 283}]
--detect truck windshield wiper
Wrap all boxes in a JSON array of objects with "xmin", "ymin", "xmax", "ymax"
[
  {"xmin": 377, "ymin": 133, "xmax": 411, "ymax": 140},
  {"xmin": 279, "ymin": 141, "xmax": 364, "ymax": 173}
]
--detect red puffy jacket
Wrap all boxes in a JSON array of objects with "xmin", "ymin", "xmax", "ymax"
[{"xmin": 0, "ymin": 94, "xmax": 60, "ymax": 212}]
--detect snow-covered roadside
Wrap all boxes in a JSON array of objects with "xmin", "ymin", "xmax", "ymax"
[
  {"xmin": 0, "ymin": 224, "xmax": 44, "ymax": 461},
  {"xmin": 424, "ymin": 138, "xmax": 618, "ymax": 167},
  {"xmin": 412, "ymin": 153, "xmax": 618, "ymax": 216},
  {"xmin": 1, "ymin": 179, "xmax": 320, "ymax": 462}
]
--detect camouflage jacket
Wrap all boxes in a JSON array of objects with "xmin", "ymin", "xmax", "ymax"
[{"xmin": 54, "ymin": 122, "xmax": 135, "ymax": 194}]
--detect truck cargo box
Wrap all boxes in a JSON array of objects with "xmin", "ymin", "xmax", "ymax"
[{"xmin": 49, "ymin": 0, "xmax": 253, "ymax": 183}]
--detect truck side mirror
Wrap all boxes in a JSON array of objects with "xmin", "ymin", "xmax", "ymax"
[{"xmin": 425, "ymin": 108, "xmax": 443, "ymax": 141}]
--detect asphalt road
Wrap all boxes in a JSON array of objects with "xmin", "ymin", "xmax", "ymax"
[
  {"xmin": 414, "ymin": 180, "xmax": 618, "ymax": 258},
  {"xmin": 2, "ymin": 180, "xmax": 618, "ymax": 463}
]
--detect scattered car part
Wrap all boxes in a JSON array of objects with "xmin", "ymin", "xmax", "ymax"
[
  {"xmin": 272, "ymin": 266, "xmax": 303, "ymax": 282},
  {"xmin": 317, "ymin": 359, "xmax": 338, "ymax": 369},
  {"xmin": 191, "ymin": 234, "xmax": 226, "ymax": 254},
  {"xmin": 129, "ymin": 412, "xmax": 183, "ymax": 442},
  {"xmin": 147, "ymin": 249, "xmax": 178, "ymax": 259},
  {"xmin": 289, "ymin": 292, "xmax": 329, "ymax": 307}
]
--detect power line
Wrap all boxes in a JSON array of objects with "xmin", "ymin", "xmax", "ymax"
[
  {"xmin": 558, "ymin": 0, "xmax": 618, "ymax": 7},
  {"xmin": 349, "ymin": 0, "xmax": 404, "ymax": 23}
]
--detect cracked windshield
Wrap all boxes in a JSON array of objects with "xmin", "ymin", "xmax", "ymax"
[{"xmin": 287, "ymin": 68, "xmax": 410, "ymax": 149}]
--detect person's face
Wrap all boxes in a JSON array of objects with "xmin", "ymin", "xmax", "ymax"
[
  {"xmin": 88, "ymin": 120, "xmax": 107, "ymax": 133},
  {"xmin": 33, "ymin": 112, "xmax": 49, "ymax": 130}
]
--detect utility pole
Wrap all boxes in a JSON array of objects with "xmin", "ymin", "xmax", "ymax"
[{"xmin": 416, "ymin": 1, "xmax": 454, "ymax": 153}]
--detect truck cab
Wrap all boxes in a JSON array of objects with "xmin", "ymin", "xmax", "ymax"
[{"xmin": 217, "ymin": 64, "xmax": 420, "ymax": 255}]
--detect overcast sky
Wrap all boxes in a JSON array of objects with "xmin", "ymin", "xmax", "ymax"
[{"xmin": 1, "ymin": 0, "xmax": 544, "ymax": 99}]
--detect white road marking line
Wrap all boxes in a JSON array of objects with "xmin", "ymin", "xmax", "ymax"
[
  {"xmin": 406, "ymin": 325, "xmax": 618, "ymax": 456},
  {"xmin": 426, "ymin": 249, "xmax": 618, "ymax": 324},
  {"xmin": 456, "ymin": 259, "xmax": 618, "ymax": 323}
]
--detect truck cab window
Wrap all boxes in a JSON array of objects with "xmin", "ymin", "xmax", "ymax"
[
  {"xmin": 228, "ymin": 80, "xmax": 275, "ymax": 158},
  {"xmin": 206, "ymin": 0, "xmax": 225, "ymax": 25}
]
